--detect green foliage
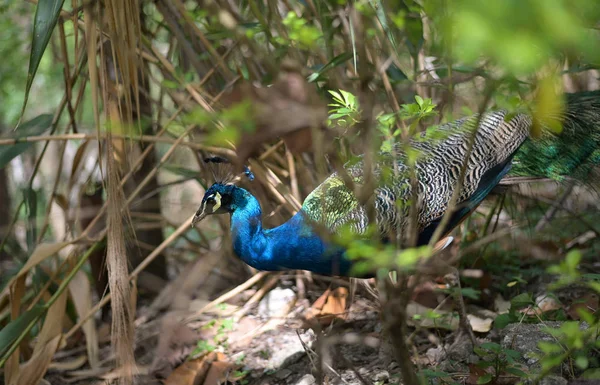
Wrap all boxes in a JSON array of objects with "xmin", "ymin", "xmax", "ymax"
[
  {"xmin": 190, "ymin": 317, "xmax": 235, "ymax": 358},
  {"xmin": 191, "ymin": 340, "xmax": 216, "ymax": 356},
  {"xmin": 184, "ymin": 101, "xmax": 255, "ymax": 147},
  {"xmin": 280, "ymin": 11, "xmax": 322, "ymax": 49},
  {"xmin": 439, "ymin": 0, "xmax": 600, "ymax": 74},
  {"xmin": 530, "ymin": 250, "xmax": 600, "ymax": 379},
  {"xmin": 473, "ymin": 342, "xmax": 528, "ymax": 383},
  {"xmin": 328, "ymin": 89, "xmax": 361, "ymax": 128},
  {"xmin": 19, "ymin": 0, "xmax": 65, "ymax": 121},
  {"xmin": 418, "ymin": 369, "xmax": 458, "ymax": 385},
  {"xmin": 547, "ymin": 250, "xmax": 582, "ymax": 287}
]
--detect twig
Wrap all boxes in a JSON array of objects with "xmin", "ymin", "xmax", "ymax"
[
  {"xmin": 233, "ymin": 272, "xmax": 283, "ymax": 321},
  {"xmin": 183, "ymin": 272, "xmax": 268, "ymax": 323}
]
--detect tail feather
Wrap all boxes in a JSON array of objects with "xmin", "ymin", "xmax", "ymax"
[{"xmin": 511, "ymin": 90, "xmax": 600, "ymax": 181}]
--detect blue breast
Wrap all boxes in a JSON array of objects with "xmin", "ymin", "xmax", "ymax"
[{"xmin": 230, "ymin": 204, "xmax": 353, "ymax": 276}]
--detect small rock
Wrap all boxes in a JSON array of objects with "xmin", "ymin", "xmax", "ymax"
[
  {"xmin": 274, "ymin": 369, "xmax": 292, "ymax": 379},
  {"xmin": 501, "ymin": 322, "xmax": 588, "ymax": 371},
  {"xmin": 258, "ymin": 288, "xmax": 296, "ymax": 319},
  {"xmin": 540, "ymin": 375, "xmax": 568, "ymax": 385},
  {"xmin": 266, "ymin": 329, "xmax": 315, "ymax": 369},
  {"xmin": 374, "ymin": 370, "xmax": 390, "ymax": 382},
  {"xmin": 294, "ymin": 374, "xmax": 316, "ymax": 385}
]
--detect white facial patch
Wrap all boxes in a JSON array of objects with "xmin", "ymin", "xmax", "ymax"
[{"xmin": 212, "ymin": 192, "xmax": 222, "ymax": 212}]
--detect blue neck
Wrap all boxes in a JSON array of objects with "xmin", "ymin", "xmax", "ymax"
[{"xmin": 229, "ymin": 187, "xmax": 352, "ymax": 276}]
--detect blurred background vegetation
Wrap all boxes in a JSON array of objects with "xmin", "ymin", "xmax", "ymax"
[{"xmin": 0, "ymin": 0, "xmax": 599, "ymax": 384}]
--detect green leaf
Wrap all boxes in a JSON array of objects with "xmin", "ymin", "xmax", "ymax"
[
  {"xmin": 18, "ymin": 0, "xmax": 65, "ymax": 123},
  {"xmin": 503, "ymin": 349, "xmax": 522, "ymax": 360},
  {"xmin": 541, "ymin": 353, "xmax": 567, "ymax": 371},
  {"xmin": 0, "ymin": 114, "xmax": 53, "ymax": 169},
  {"xmin": 510, "ymin": 293, "xmax": 533, "ymax": 309},
  {"xmin": 420, "ymin": 370, "xmax": 451, "ymax": 378},
  {"xmin": 575, "ymin": 355, "xmax": 589, "ymax": 370},
  {"xmin": 581, "ymin": 368, "xmax": 600, "ymax": 379},
  {"xmin": 493, "ymin": 313, "xmax": 514, "ymax": 329},
  {"xmin": 477, "ymin": 373, "xmax": 493, "ymax": 384},
  {"xmin": 24, "ymin": 187, "xmax": 37, "ymax": 251},
  {"xmin": 480, "ymin": 342, "xmax": 501, "ymax": 353},
  {"xmin": 0, "ymin": 305, "xmax": 45, "ymax": 357},
  {"xmin": 538, "ymin": 341, "xmax": 563, "ymax": 354},
  {"xmin": 415, "ymin": 95, "xmax": 424, "ymax": 107},
  {"xmin": 504, "ymin": 366, "xmax": 527, "ymax": 377},
  {"xmin": 588, "ymin": 281, "xmax": 600, "ymax": 294},
  {"xmin": 308, "ymin": 52, "xmax": 352, "ymax": 83}
]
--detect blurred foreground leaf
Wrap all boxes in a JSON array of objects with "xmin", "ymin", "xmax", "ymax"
[{"xmin": 0, "ymin": 114, "xmax": 52, "ymax": 169}]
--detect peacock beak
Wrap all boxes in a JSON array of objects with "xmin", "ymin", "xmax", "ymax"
[
  {"xmin": 191, "ymin": 206, "xmax": 207, "ymax": 227},
  {"xmin": 191, "ymin": 192, "xmax": 222, "ymax": 227}
]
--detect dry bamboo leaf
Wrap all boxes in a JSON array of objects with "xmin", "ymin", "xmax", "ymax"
[
  {"xmin": 10, "ymin": 290, "xmax": 68, "ymax": 385},
  {"xmin": 10, "ymin": 335, "xmax": 62, "ymax": 385},
  {"xmin": 68, "ymin": 270, "xmax": 99, "ymax": 368},
  {"xmin": 68, "ymin": 139, "xmax": 90, "ymax": 189},
  {"xmin": 16, "ymin": 243, "xmax": 70, "ymax": 282},
  {"xmin": 4, "ymin": 277, "xmax": 26, "ymax": 385},
  {"xmin": 49, "ymin": 354, "xmax": 88, "ymax": 371}
]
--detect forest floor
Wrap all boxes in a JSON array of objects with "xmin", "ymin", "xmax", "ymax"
[{"xmin": 42, "ymin": 263, "xmax": 599, "ymax": 385}]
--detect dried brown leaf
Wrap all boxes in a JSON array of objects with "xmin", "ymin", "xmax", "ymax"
[
  {"xmin": 10, "ymin": 335, "xmax": 62, "ymax": 385},
  {"xmin": 567, "ymin": 293, "xmax": 599, "ymax": 320},
  {"xmin": 68, "ymin": 270, "xmax": 99, "ymax": 368},
  {"xmin": 305, "ymin": 287, "xmax": 349, "ymax": 325},
  {"xmin": 203, "ymin": 359, "xmax": 235, "ymax": 385},
  {"xmin": 49, "ymin": 354, "xmax": 88, "ymax": 371},
  {"xmin": 164, "ymin": 352, "xmax": 216, "ymax": 385},
  {"xmin": 4, "ymin": 277, "xmax": 26, "ymax": 385},
  {"xmin": 0, "ymin": 243, "xmax": 70, "ymax": 296},
  {"xmin": 10, "ymin": 289, "xmax": 68, "ymax": 385}
]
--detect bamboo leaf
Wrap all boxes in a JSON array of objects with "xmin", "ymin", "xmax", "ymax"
[
  {"xmin": 18, "ymin": 0, "xmax": 66, "ymax": 123},
  {"xmin": 307, "ymin": 52, "xmax": 352, "ymax": 83},
  {"xmin": 0, "ymin": 305, "xmax": 45, "ymax": 357},
  {"xmin": 0, "ymin": 114, "xmax": 52, "ymax": 169}
]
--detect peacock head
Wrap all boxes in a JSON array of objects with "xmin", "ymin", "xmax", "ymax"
[
  {"xmin": 191, "ymin": 156, "xmax": 255, "ymax": 227},
  {"xmin": 191, "ymin": 183, "xmax": 236, "ymax": 226}
]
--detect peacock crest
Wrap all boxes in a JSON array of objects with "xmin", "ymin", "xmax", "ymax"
[{"xmin": 203, "ymin": 156, "xmax": 255, "ymax": 185}]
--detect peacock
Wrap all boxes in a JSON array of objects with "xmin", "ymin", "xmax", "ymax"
[{"xmin": 192, "ymin": 91, "xmax": 600, "ymax": 277}]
